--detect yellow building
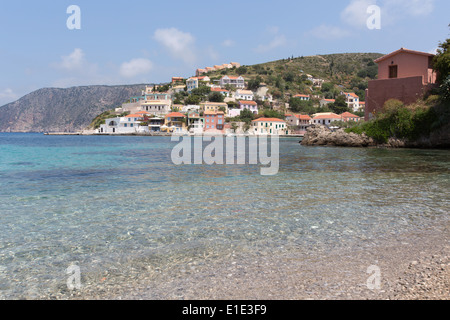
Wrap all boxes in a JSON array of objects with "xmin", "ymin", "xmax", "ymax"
[
  {"xmin": 200, "ymin": 102, "xmax": 228, "ymax": 115},
  {"xmin": 163, "ymin": 112, "xmax": 187, "ymax": 133}
]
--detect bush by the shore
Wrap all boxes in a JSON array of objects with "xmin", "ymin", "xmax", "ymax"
[{"xmin": 345, "ymin": 96, "xmax": 449, "ymax": 145}]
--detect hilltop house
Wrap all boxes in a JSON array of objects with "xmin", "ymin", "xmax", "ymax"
[
  {"xmin": 200, "ymin": 102, "xmax": 228, "ymax": 114},
  {"xmin": 365, "ymin": 48, "xmax": 437, "ymax": 121},
  {"xmin": 186, "ymin": 76, "xmax": 210, "ymax": 93},
  {"xmin": 342, "ymin": 92, "xmax": 360, "ymax": 112},
  {"xmin": 210, "ymin": 87, "xmax": 231, "ymax": 98},
  {"xmin": 235, "ymin": 89, "xmax": 254, "ymax": 101},
  {"xmin": 293, "ymin": 94, "xmax": 311, "ymax": 101},
  {"xmin": 319, "ymin": 99, "xmax": 335, "ymax": 107},
  {"xmin": 220, "ymin": 76, "xmax": 245, "ymax": 89},
  {"xmin": 239, "ymin": 100, "xmax": 258, "ymax": 114}
]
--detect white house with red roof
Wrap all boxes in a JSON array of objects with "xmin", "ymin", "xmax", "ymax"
[
  {"xmin": 311, "ymin": 113, "xmax": 342, "ymax": 126},
  {"xmin": 319, "ymin": 98, "xmax": 335, "ymax": 107},
  {"xmin": 186, "ymin": 76, "xmax": 210, "ymax": 93},
  {"xmin": 210, "ymin": 87, "xmax": 231, "ymax": 98},
  {"xmin": 99, "ymin": 112, "xmax": 151, "ymax": 134},
  {"xmin": 235, "ymin": 89, "xmax": 254, "ymax": 101},
  {"xmin": 341, "ymin": 92, "xmax": 360, "ymax": 112},
  {"xmin": 340, "ymin": 112, "xmax": 361, "ymax": 122},
  {"xmin": 220, "ymin": 75, "xmax": 245, "ymax": 89},
  {"xmin": 251, "ymin": 118, "xmax": 288, "ymax": 135},
  {"xmin": 285, "ymin": 114, "xmax": 312, "ymax": 133},
  {"xmin": 293, "ymin": 94, "xmax": 311, "ymax": 101}
]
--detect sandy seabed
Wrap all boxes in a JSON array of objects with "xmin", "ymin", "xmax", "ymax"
[{"xmin": 53, "ymin": 222, "xmax": 449, "ymax": 301}]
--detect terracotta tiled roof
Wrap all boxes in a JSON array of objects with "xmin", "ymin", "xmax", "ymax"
[
  {"xmin": 374, "ymin": 48, "xmax": 435, "ymax": 64},
  {"xmin": 239, "ymin": 100, "xmax": 257, "ymax": 105},
  {"xmin": 252, "ymin": 118, "xmax": 286, "ymax": 123},
  {"xmin": 125, "ymin": 114, "xmax": 145, "ymax": 118},
  {"xmin": 165, "ymin": 112, "xmax": 186, "ymax": 118},
  {"xmin": 312, "ymin": 113, "xmax": 341, "ymax": 120},
  {"xmin": 344, "ymin": 92, "xmax": 359, "ymax": 98},
  {"xmin": 340, "ymin": 112, "xmax": 360, "ymax": 118}
]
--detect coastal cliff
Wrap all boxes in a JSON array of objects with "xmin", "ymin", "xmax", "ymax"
[{"xmin": 0, "ymin": 85, "xmax": 145, "ymax": 133}]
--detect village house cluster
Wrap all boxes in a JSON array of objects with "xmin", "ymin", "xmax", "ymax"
[
  {"xmin": 98, "ymin": 48, "xmax": 434, "ymax": 136},
  {"xmin": 98, "ymin": 65, "xmax": 362, "ymax": 136}
]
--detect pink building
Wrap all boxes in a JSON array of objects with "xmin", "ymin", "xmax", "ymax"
[
  {"xmin": 365, "ymin": 48, "xmax": 437, "ymax": 121},
  {"xmin": 204, "ymin": 111, "xmax": 225, "ymax": 131}
]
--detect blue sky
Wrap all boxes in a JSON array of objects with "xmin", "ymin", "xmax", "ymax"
[{"xmin": 0, "ymin": 0, "xmax": 449, "ymax": 105}]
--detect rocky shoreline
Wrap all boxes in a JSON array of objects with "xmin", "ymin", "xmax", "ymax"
[{"xmin": 301, "ymin": 124, "xmax": 450, "ymax": 149}]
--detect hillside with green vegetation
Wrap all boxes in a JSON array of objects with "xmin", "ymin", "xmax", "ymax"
[{"xmin": 203, "ymin": 52, "xmax": 384, "ymax": 102}]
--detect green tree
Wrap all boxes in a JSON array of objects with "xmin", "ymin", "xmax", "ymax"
[
  {"xmin": 239, "ymin": 108, "xmax": 255, "ymax": 123},
  {"xmin": 191, "ymin": 86, "xmax": 211, "ymax": 96},
  {"xmin": 433, "ymin": 34, "xmax": 450, "ymax": 84},
  {"xmin": 236, "ymin": 66, "xmax": 248, "ymax": 75},
  {"xmin": 321, "ymin": 82, "xmax": 334, "ymax": 92},
  {"xmin": 208, "ymin": 92, "xmax": 225, "ymax": 103},
  {"xmin": 185, "ymin": 95, "xmax": 201, "ymax": 105},
  {"xmin": 289, "ymin": 98, "xmax": 315, "ymax": 114},
  {"xmin": 329, "ymin": 95, "xmax": 350, "ymax": 114},
  {"xmin": 248, "ymin": 76, "xmax": 262, "ymax": 90}
]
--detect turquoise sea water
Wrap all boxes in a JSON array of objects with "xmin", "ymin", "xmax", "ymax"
[{"xmin": 0, "ymin": 133, "xmax": 449, "ymax": 298}]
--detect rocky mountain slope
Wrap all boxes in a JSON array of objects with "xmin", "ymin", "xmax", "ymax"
[{"xmin": 0, "ymin": 85, "xmax": 145, "ymax": 132}]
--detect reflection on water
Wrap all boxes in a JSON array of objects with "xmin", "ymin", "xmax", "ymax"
[{"xmin": 0, "ymin": 134, "xmax": 448, "ymax": 298}]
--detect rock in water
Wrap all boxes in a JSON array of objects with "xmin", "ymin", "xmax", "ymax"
[{"xmin": 301, "ymin": 125, "xmax": 376, "ymax": 147}]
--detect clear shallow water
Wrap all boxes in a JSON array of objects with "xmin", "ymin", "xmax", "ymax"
[{"xmin": 0, "ymin": 133, "xmax": 449, "ymax": 298}]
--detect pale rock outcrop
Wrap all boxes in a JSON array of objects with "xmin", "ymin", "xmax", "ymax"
[{"xmin": 301, "ymin": 125, "xmax": 376, "ymax": 147}]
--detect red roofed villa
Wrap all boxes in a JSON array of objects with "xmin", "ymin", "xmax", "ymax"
[{"xmin": 252, "ymin": 118, "xmax": 288, "ymax": 135}]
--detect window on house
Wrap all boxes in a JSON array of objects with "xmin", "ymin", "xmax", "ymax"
[{"xmin": 389, "ymin": 65, "xmax": 398, "ymax": 79}]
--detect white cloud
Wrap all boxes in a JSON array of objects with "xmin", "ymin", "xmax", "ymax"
[
  {"xmin": 0, "ymin": 88, "xmax": 18, "ymax": 105},
  {"xmin": 255, "ymin": 27, "xmax": 287, "ymax": 53},
  {"xmin": 341, "ymin": 0, "xmax": 377, "ymax": 29},
  {"xmin": 119, "ymin": 58, "xmax": 153, "ymax": 78},
  {"xmin": 309, "ymin": 25, "xmax": 352, "ymax": 40},
  {"xmin": 222, "ymin": 39, "xmax": 235, "ymax": 47},
  {"xmin": 57, "ymin": 48, "xmax": 86, "ymax": 71},
  {"xmin": 340, "ymin": 0, "xmax": 435, "ymax": 29},
  {"xmin": 384, "ymin": 0, "xmax": 434, "ymax": 16},
  {"xmin": 153, "ymin": 28, "xmax": 196, "ymax": 64}
]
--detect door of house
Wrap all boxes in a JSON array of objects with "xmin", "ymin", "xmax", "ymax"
[{"xmin": 389, "ymin": 65, "xmax": 398, "ymax": 78}]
